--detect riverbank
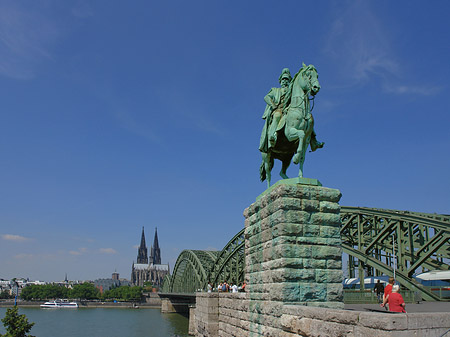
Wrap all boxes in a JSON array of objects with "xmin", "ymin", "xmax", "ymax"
[{"xmin": 0, "ymin": 300, "xmax": 160, "ymax": 309}]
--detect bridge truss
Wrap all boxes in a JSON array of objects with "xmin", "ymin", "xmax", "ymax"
[
  {"xmin": 341, "ymin": 206, "xmax": 450, "ymax": 300},
  {"xmin": 161, "ymin": 229, "xmax": 244, "ymax": 293},
  {"xmin": 162, "ymin": 207, "xmax": 449, "ymax": 300}
]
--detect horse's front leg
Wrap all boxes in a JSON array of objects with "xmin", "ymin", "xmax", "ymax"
[
  {"xmin": 262, "ymin": 152, "xmax": 273, "ymax": 188},
  {"xmin": 285, "ymin": 127, "xmax": 305, "ymax": 167}
]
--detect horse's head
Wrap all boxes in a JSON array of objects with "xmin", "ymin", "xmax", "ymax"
[{"xmin": 300, "ymin": 63, "xmax": 320, "ymax": 96}]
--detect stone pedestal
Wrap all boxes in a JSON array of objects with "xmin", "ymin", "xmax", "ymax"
[{"xmin": 244, "ymin": 178, "xmax": 344, "ymax": 309}]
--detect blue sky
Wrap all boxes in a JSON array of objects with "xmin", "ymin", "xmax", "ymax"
[{"xmin": 1, "ymin": 0, "xmax": 449, "ymax": 282}]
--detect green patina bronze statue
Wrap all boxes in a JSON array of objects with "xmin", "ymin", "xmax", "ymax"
[{"xmin": 259, "ymin": 63, "xmax": 324, "ymax": 187}]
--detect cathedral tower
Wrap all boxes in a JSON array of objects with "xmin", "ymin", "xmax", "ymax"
[
  {"xmin": 136, "ymin": 227, "xmax": 148, "ymax": 264},
  {"xmin": 151, "ymin": 227, "xmax": 161, "ymax": 264}
]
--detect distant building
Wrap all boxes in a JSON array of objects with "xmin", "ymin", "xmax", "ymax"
[
  {"xmin": 94, "ymin": 277, "xmax": 131, "ymax": 293},
  {"xmin": 131, "ymin": 227, "xmax": 170, "ymax": 287},
  {"xmin": 112, "ymin": 272, "xmax": 119, "ymax": 280}
]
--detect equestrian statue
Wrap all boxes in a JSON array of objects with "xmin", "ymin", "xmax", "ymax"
[{"xmin": 259, "ymin": 63, "xmax": 324, "ymax": 188}]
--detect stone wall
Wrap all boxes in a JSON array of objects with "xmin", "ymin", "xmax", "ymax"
[
  {"xmin": 195, "ymin": 293, "xmax": 219, "ymax": 337},
  {"xmin": 193, "ymin": 292, "xmax": 450, "ymax": 337}
]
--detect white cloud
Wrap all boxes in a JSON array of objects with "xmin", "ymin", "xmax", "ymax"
[
  {"xmin": 99, "ymin": 248, "xmax": 117, "ymax": 254},
  {"xmin": 69, "ymin": 250, "xmax": 82, "ymax": 256},
  {"xmin": 14, "ymin": 253, "xmax": 34, "ymax": 259},
  {"xmin": 325, "ymin": 1, "xmax": 398, "ymax": 84},
  {"xmin": 2, "ymin": 234, "xmax": 30, "ymax": 242},
  {"xmin": 324, "ymin": 2, "xmax": 438, "ymax": 96},
  {"xmin": 383, "ymin": 84, "xmax": 442, "ymax": 96},
  {"xmin": 69, "ymin": 247, "xmax": 88, "ymax": 256}
]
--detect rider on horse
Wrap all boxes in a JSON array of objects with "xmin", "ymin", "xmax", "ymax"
[{"xmin": 259, "ymin": 68, "xmax": 292, "ymax": 153}]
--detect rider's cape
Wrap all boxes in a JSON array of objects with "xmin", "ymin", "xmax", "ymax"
[{"xmin": 259, "ymin": 87, "xmax": 287, "ymax": 153}]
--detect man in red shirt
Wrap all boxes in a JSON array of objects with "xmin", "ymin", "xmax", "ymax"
[
  {"xmin": 383, "ymin": 285, "xmax": 406, "ymax": 312},
  {"xmin": 381, "ymin": 277, "xmax": 395, "ymax": 310}
]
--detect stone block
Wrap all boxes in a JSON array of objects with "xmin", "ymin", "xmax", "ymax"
[
  {"xmin": 310, "ymin": 212, "xmax": 341, "ymax": 226},
  {"xmin": 320, "ymin": 225, "xmax": 341, "ymax": 238},
  {"xmin": 302, "ymin": 258, "xmax": 326, "ymax": 269},
  {"xmin": 281, "ymin": 316, "xmax": 355, "ymax": 337},
  {"xmin": 283, "ymin": 305, "xmax": 359, "ymax": 325},
  {"xmin": 358, "ymin": 312, "xmax": 407, "ymax": 330},
  {"xmin": 303, "ymin": 224, "xmax": 320, "ymax": 237},
  {"xmin": 315, "ymin": 269, "xmax": 343, "ymax": 283},
  {"xmin": 327, "ymin": 283, "xmax": 344, "ymax": 301},
  {"xmin": 406, "ymin": 312, "xmax": 450, "ymax": 329},
  {"xmin": 270, "ymin": 268, "xmax": 315, "ymax": 283},
  {"xmin": 353, "ymin": 326, "xmax": 411, "ymax": 337},
  {"xmin": 300, "ymin": 199, "xmax": 320, "ymax": 212},
  {"xmin": 326, "ymin": 259, "xmax": 343, "ymax": 269},
  {"xmin": 262, "ymin": 258, "xmax": 303, "ymax": 270},
  {"xmin": 319, "ymin": 200, "xmax": 340, "ymax": 213},
  {"xmin": 311, "ymin": 245, "xmax": 342, "ymax": 259},
  {"xmin": 296, "ymin": 236, "xmax": 342, "ymax": 246},
  {"xmin": 271, "ymin": 223, "xmax": 304, "ymax": 237}
]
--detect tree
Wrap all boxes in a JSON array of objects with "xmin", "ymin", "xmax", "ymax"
[
  {"xmin": 0, "ymin": 291, "xmax": 12, "ymax": 300},
  {"xmin": 69, "ymin": 283, "xmax": 100, "ymax": 300},
  {"xmin": 0, "ymin": 306, "xmax": 35, "ymax": 337}
]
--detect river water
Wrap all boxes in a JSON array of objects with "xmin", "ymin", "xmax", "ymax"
[{"xmin": 0, "ymin": 307, "xmax": 189, "ymax": 337}]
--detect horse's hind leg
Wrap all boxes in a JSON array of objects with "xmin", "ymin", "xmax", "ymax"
[{"xmin": 280, "ymin": 159, "xmax": 290, "ymax": 179}]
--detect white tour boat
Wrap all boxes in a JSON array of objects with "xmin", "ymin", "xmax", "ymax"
[{"xmin": 40, "ymin": 299, "xmax": 78, "ymax": 308}]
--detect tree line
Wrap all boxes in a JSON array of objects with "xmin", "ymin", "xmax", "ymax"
[{"xmin": 20, "ymin": 283, "xmax": 143, "ymax": 301}]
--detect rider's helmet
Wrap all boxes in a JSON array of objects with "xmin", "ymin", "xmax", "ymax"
[{"xmin": 278, "ymin": 68, "xmax": 292, "ymax": 83}]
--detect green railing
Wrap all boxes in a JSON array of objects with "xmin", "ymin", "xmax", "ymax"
[
  {"xmin": 343, "ymin": 290, "xmax": 416, "ymax": 304},
  {"xmin": 424, "ymin": 286, "xmax": 450, "ymax": 300}
]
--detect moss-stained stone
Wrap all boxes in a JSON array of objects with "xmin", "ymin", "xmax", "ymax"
[{"xmin": 244, "ymin": 180, "xmax": 343, "ymax": 310}]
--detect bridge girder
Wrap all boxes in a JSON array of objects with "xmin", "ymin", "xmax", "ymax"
[
  {"xmin": 163, "ymin": 206, "xmax": 449, "ymax": 301},
  {"xmin": 341, "ymin": 206, "xmax": 450, "ymax": 299}
]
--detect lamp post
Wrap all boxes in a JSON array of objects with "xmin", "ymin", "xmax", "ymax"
[{"xmin": 392, "ymin": 233, "xmax": 397, "ymax": 281}]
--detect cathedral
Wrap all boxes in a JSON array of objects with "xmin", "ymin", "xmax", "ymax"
[{"xmin": 131, "ymin": 227, "xmax": 170, "ymax": 287}]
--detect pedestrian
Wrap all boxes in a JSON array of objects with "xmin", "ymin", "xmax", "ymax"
[
  {"xmin": 382, "ymin": 285, "xmax": 406, "ymax": 313},
  {"xmin": 241, "ymin": 281, "xmax": 246, "ymax": 292},
  {"xmin": 231, "ymin": 284, "xmax": 238, "ymax": 293},
  {"xmin": 207, "ymin": 282, "xmax": 212, "ymax": 293},
  {"xmin": 373, "ymin": 280, "xmax": 384, "ymax": 303},
  {"xmin": 382, "ymin": 277, "xmax": 395, "ymax": 310},
  {"xmin": 222, "ymin": 282, "xmax": 227, "ymax": 293}
]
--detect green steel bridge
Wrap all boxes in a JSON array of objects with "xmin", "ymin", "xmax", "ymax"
[{"xmin": 161, "ymin": 207, "xmax": 450, "ymax": 301}]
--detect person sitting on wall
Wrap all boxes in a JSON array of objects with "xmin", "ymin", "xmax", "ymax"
[{"xmin": 381, "ymin": 285, "xmax": 406, "ymax": 313}]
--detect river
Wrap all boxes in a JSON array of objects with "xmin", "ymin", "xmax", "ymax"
[{"xmin": 0, "ymin": 307, "xmax": 189, "ymax": 337}]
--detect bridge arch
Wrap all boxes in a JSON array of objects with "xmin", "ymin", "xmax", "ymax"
[
  {"xmin": 207, "ymin": 228, "xmax": 245, "ymax": 287},
  {"xmin": 167, "ymin": 250, "xmax": 219, "ymax": 293}
]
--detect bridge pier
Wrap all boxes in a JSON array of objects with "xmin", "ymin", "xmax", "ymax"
[{"xmin": 159, "ymin": 293, "xmax": 195, "ymax": 314}]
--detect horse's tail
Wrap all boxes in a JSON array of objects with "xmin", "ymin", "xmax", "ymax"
[{"xmin": 260, "ymin": 161, "xmax": 266, "ymax": 182}]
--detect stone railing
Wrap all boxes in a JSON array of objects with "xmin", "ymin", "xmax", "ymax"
[{"xmin": 193, "ymin": 292, "xmax": 450, "ymax": 337}]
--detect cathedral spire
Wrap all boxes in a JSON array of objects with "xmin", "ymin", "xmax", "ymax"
[
  {"xmin": 137, "ymin": 226, "xmax": 148, "ymax": 264},
  {"xmin": 140, "ymin": 226, "xmax": 146, "ymax": 248},
  {"xmin": 151, "ymin": 227, "xmax": 161, "ymax": 264}
]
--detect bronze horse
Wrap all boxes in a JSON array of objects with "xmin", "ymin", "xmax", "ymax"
[{"xmin": 260, "ymin": 64, "xmax": 324, "ymax": 188}]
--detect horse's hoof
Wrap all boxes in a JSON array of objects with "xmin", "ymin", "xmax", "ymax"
[{"xmin": 293, "ymin": 154, "xmax": 300, "ymax": 164}]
